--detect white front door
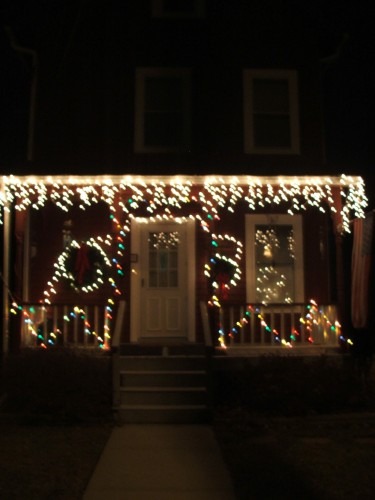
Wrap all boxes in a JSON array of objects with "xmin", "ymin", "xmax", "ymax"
[{"xmin": 139, "ymin": 222, "xmax": 188, "ymax": 338}]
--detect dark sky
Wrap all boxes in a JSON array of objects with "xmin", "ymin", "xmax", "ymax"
[{"xmin": 1, "ymin": 1, "xmax": 374, "ymax": 175}]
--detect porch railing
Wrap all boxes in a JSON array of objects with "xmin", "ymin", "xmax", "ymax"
[
  {"xmin": 202, "ymin": 301, "xmax": 341, "ymax": 349},
  {"xmin": 16, "ymin": 302, "xmax": 112, "ymax": 349}
]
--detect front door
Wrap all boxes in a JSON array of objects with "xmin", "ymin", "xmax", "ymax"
[{"xmin": 139, "ymin": 222, "xmax": 188, "ymax": 338}]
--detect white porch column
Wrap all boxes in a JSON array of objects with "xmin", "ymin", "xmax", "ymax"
[{"xmin": 2, "ymin": 205, "xmax": 11, "ymax": 355}]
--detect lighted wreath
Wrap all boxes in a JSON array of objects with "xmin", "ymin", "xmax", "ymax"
[
  {"xmin": 62, "ymin": 239, "xmax": 112, "ymax": 293},
  {"xmin": 205, "ymin": 233, "xmax": 243, "ymax": 305},
  {"xmin": 210, "ymin": 258, "xmax": 236, "ymax": 300}
]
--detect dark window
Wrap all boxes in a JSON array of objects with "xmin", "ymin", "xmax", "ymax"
[
  {"xmin": 152, "ymin": 0, "xmax": 205, "ymax": 18},
  {"xmin": 144, "ymin": 77, "xmax": 184, "ymax": 148},
  {"xmin": 253, "ymin": 79, "xmax": 291, "ymax": 148}
]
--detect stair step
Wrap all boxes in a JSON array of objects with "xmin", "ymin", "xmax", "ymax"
[
  {"xmin": 119, "ymin": 343, "xmax": 207, "ymax": 356},
  {"xmin": 120, "ymin": 370, "xmax": 207, "ymax": 387},
  {"xmin": 115, "ymin": 404, "xmax": 211, "ymax": 424},
  {"xmin": 122, "ymin": 386, "xmax": 206, "ymax": 392},
  {"xmin": 121, "ymin": 370, "xmax": 206, "ymax": 374},
  {"xmin": 119, "ymin": 355, "xmax": 207, "ymax": 371},
  {"xmin": 118, "ymin": 404, "xmax": 208, "ymax": 410},
  {"xmin": 120, "ymin": 386, "xmax": 207, "ymax": 405},
  {"xmin": 113, "ymin": 344, "xmax": 212, "ymax": 423}
]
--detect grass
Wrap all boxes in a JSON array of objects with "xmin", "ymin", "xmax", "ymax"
[
  {"xmin": 1, "ymin": 348, "xmax": 375, "ymax": 499},
  {"xmin": 0, "ymin": 348, "xmax": 114, "ymax": 500},
  {"xmin": 213, "ymin": 408, "xmax": 375, "ymax": 500}
]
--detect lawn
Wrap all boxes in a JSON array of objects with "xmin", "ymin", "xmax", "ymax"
[{"xmin": 0, "ymin": 348, "xmax": 114, "ymax": 499}]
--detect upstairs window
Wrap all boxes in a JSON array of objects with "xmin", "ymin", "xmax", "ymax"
[
  {"xmin": 134, "ymin": 68, "xmax": 191, "ymax": 153},
  {"xmin": 244, "ymin": 70, "xmax": 300, "ymax": 154},
  {"xmin": 152, "ymin": 0, "xmax": 205, "ymax": 18}
]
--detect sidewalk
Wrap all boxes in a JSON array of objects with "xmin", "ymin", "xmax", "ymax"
[{"xmin": 83, "ymin": 424, "xmax": 236, "ymax": 499}]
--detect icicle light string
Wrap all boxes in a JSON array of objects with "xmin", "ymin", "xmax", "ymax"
[{"xmin": 0, "ymin": 175, "xmax": 368, "ymax": 231}]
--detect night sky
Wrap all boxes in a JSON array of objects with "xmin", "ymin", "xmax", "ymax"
[{"xmin": 1, "ymin": 1, "xmax": 374, "ymax": 198}]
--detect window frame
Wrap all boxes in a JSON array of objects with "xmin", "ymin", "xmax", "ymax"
[
  {"xmin": 134, "ymin": 67, "xmax": 191, "ymax": 153},
  {"xmin": 151, "ymin": 0, "xmax": 205, "ymax": 18},
  {"xmin": 245, "ymin": 214, "xmax": 305, "ymax": 304},
  {"xmin": 243, "ymin": 69, "xmax": 300, "ymax": 155}
]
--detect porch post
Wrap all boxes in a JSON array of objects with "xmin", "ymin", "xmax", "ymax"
[
  {"xmin": 22, "ymin": 209, "xmax": 30, "ymax": 302},
  {"xmin": 331, "ymin": 186, "xmax": 346, "ymax": 329},
  {"xmin": 334, "ymin": 231, "xmax": 345, "ymax": 324},
  {"xmin": 2, "ymin": 205, "xmax": 11, "ymax": 355}
]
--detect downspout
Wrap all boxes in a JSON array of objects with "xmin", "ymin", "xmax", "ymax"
[
  {"xmin": 3, "ymin": 28, "xmax": 38, "ymax": 351},
  {"xmin": 4, "ymin": 26, "xmax": 38, "ymax": 162},
  {"xmin": 319, "ymin": 33, "xmax": 350, "ymax": 333}
]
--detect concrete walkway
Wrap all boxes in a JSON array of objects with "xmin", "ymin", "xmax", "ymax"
[{"xmin": 83, "ymin": 424, "xmax": 236, "ymax": 499}]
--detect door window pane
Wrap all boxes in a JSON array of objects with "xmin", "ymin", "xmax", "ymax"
[{"xmin": 148, "ymin": 231, "xmax": 179, "ymax": 287}]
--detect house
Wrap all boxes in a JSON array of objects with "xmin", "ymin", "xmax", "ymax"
[{"xmin": 0, "ymin": 1, "xmax": 370, "ymax": 357}]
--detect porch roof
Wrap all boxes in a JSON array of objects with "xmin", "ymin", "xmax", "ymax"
[{"xmin": 0, "ymin": 173, "xmax": 367, "ymax": 232}]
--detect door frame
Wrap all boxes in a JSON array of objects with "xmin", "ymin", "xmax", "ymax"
[{"xmin": 130, "ymin": 218, "xmax": 196, "ymax": 342}]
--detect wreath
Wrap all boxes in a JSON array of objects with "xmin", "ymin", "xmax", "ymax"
[
  {"xmin": 211, "ymin": 258, "xmax": 236, "ymax": 300},
  {"xmin": 65, "ymin": 242, "xmax": 108, "ymax": 292}
]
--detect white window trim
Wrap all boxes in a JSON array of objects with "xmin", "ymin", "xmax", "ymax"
[
  {"xmin": 134, "ymin": 67, "xmax": 191, "ymax": 153},
  {"xmin": 243, "ymin": 69, "xmax": 300, "ymax": 155},
  {"xmin": 152, "ymin": 0, "xmax": 205, "ymax": 18},
  {"xmin": 245, "ymin": 214, "xmax": 305, "ymax": 303}
]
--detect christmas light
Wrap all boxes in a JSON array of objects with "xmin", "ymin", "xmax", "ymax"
[
  {"xmin": 0, "ymin": 175, "xmax": 367, "ymax": 232},
  {"xmin": 2, "ymin": 174, "xmax": 364, "ymax": 349},
  {"xmin": 213, "ymin": 299, "xmax": 341, "ymax": 348}
]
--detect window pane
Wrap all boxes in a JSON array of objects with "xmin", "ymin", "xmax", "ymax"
[
  {"xmin": 163, "ymin": 0, "xmax": 196, "ymax": 13},
  {"xmin": 149, "ymin": 250, "xmax": 157, "ymax": 268},
  {"xmin": 148, "ymin": 231, "xmax": 179, "ymax": 288},
  {"xmin": 149, "ymin": 271, "xmax": 158, "ymax": 287},
  {"xmin": 159, "ymin": 269, "xmax": 168, "ymax": 287},
  {"xmin": 253, "ymin": 79, "xmax": 289, "ymax": 113},
  {"xmin": 145, "ymin": 77, "xmax": 183, "ymax": 111},
  {"xmin": 169, "ymin": 270, "xmax": 178, "ymax": 287},
  {"xmin": 255, "ymin": 225, "xmax": 295, "ymax": 303},
  {"xmin": 144, "ymin": 112, "xmax": 183, "ymax": 147},
  {"xmin": 253, "ymin": 115, "xmax": 291, "ymax": 148}
]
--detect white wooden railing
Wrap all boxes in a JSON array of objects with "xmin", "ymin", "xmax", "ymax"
[
  {"xmin": 202, "ymin": 302, "xmax": 341, "ymax": 349},
  {"xmin": 18, "ymin": 302, "xmax": 113, "ymax": 348}
]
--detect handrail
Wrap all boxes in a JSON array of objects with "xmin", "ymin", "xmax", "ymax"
[
  {"xmin": 200, "ymin": 300, "xmax": 212, "ymax": 348},
  {"xmin": 111, "ymin": 300, "xmax": 126, "ymax": 351}
]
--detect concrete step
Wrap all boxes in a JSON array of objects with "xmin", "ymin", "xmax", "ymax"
[
  {"xmin": 116, "ymin": 404, "xmax": 212, "ymax": 424},
  {"xmin": 113, "ymin": 344, "xmax": 212, "ymax": 423},
  {"xmin": 118, "ymin": 355, "xmax": 207, "ymax": 371},
  {"xmin": 120, "ymin": 386, "xmax": 208, "ymax": 405},
  {"xmin": 120, "ymin": 370, "xmax": 207, "ymax": 387},
  {"xmin": 119, "ymin": 343, "xmax": 207, "ymax": 356}
]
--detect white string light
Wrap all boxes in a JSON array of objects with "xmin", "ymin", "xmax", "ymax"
[{"xmin": 0, "ymin": 175, "xmax": 368, "ymax": 232}]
